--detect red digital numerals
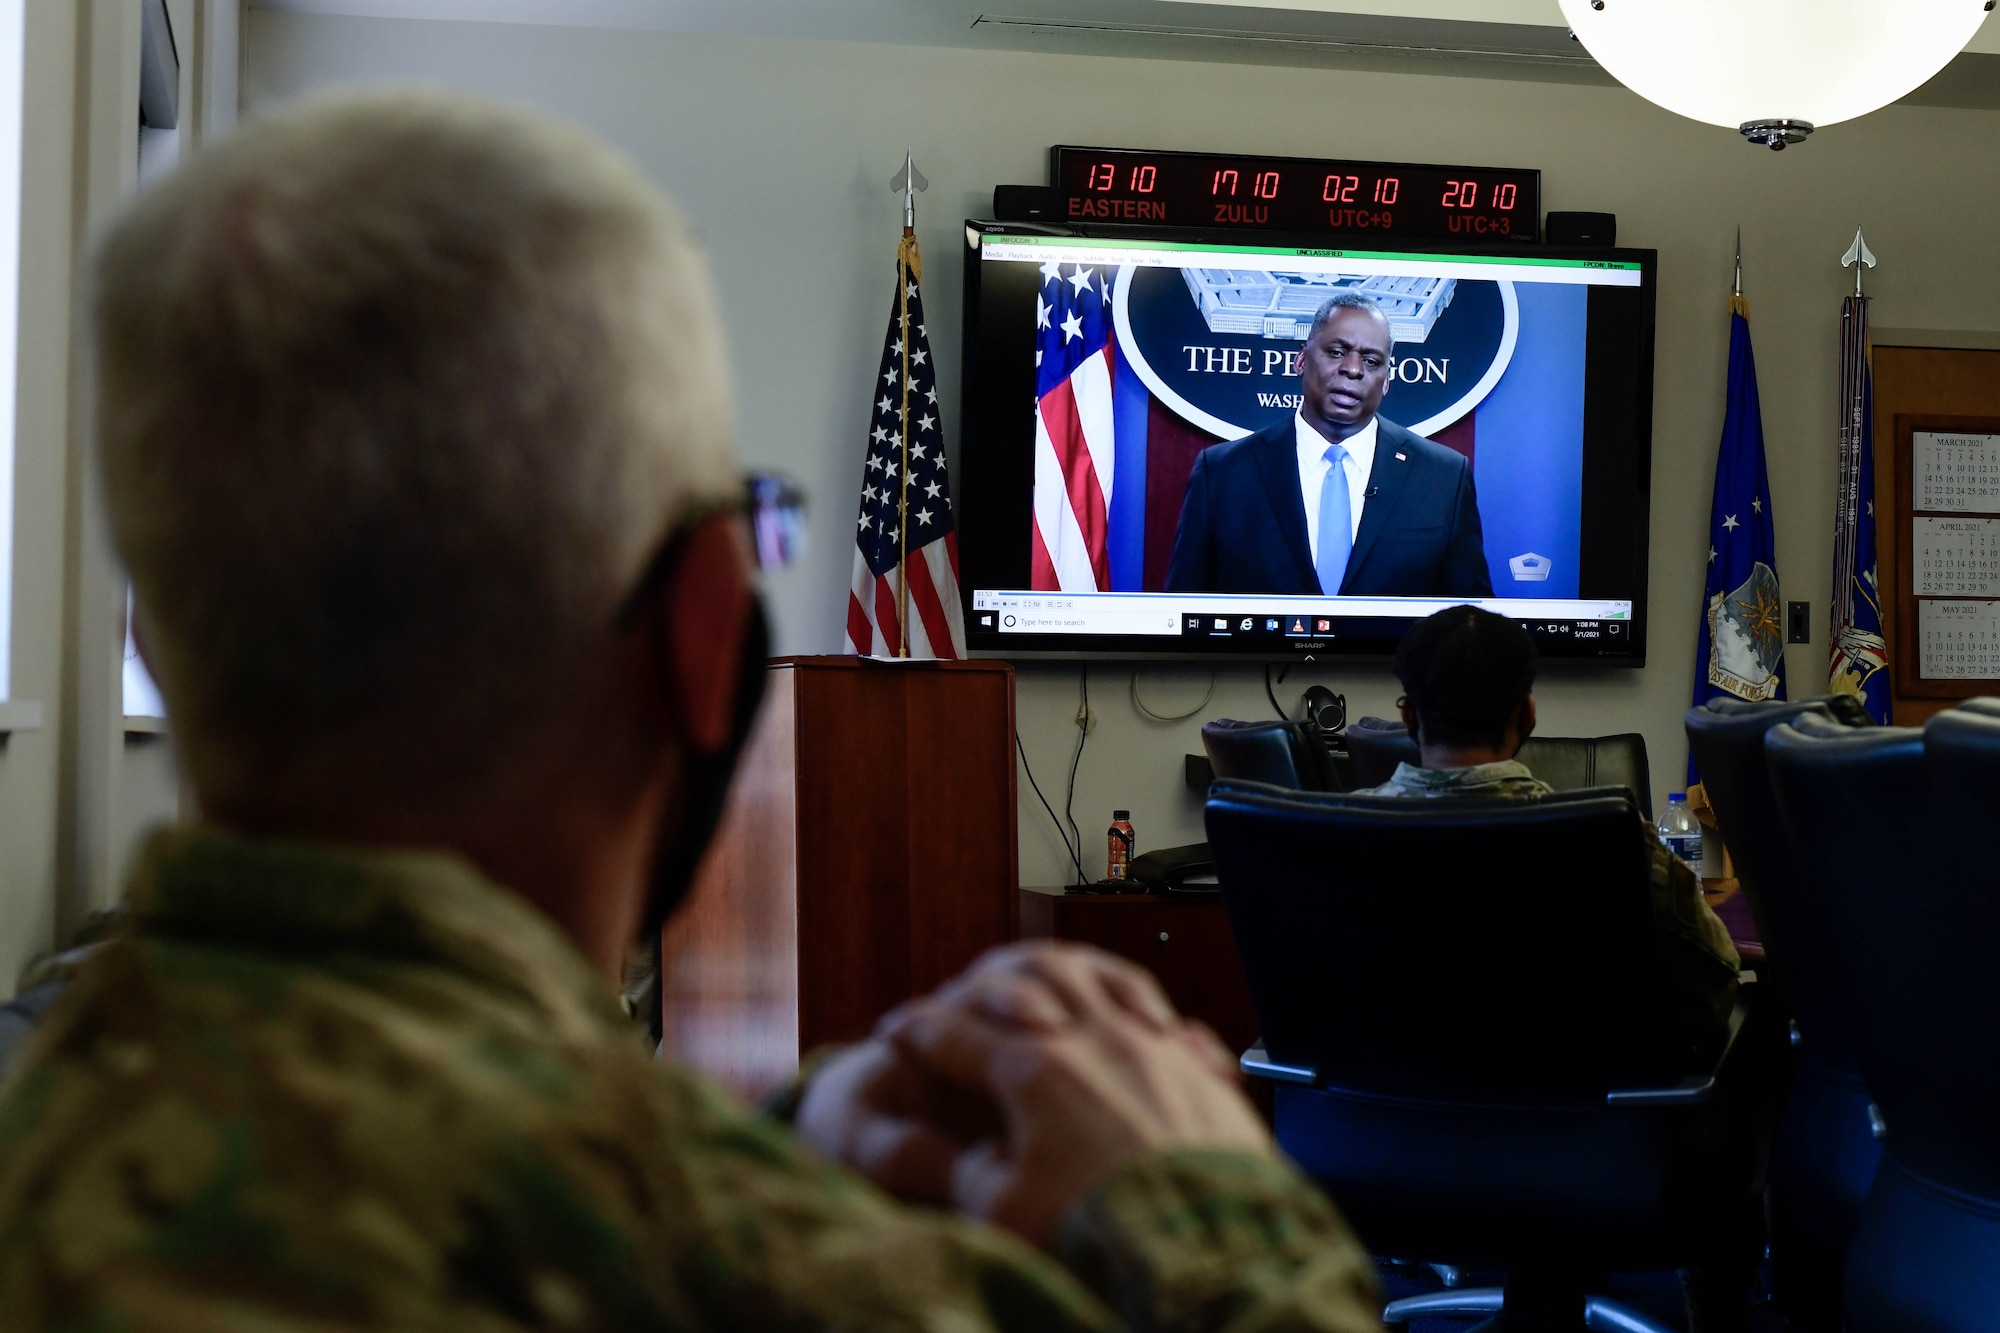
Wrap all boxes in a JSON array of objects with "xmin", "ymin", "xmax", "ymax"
[{"xmin": 1086, "ymin": 162, "xmax": 1158, "ymax": 192}]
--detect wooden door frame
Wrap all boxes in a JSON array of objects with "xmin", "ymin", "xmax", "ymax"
[{"xmin": 1871, "ymin": 338, "xmax": 2000, "ymax": 724}]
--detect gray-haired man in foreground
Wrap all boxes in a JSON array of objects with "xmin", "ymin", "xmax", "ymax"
[{"xmin": 0, "ymin": 92, "xmax": 1381, "ymax": 1331}]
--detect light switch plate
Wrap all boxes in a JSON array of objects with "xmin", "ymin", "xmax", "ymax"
[{"xmin": 1786, "ymin": 601, "xmax": 1812, "ymax": 645}]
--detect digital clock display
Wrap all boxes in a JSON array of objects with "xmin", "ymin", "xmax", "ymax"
[{"xmin": 1051, "ymin": 146, "xmax": 1539, "ymax": 243}]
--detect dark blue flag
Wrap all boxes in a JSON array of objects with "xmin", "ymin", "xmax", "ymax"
[
  {"xmin": 1829, "ymin": 293, "xmax": 1891, "ymax": 720},
  {"xmin": 1690, "ymin": 297, "xmax": 1787, "ymax": 783}
]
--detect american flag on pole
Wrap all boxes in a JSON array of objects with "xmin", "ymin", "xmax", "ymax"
[
  {"xmin": 1032, "ymin": 260, "xmax": 1120, "ymax": 591},
  {"xmin": 844, "ymin": 230, "xmax": 965, "ymax": 658}
]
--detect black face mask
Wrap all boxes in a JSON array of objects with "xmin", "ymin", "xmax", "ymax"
[{"xmin": 636, "ymin": 592, "xmax": 770, "ymax": 944}]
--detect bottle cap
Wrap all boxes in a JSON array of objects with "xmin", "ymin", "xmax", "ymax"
[
  {"xmin": 1668, "ymin": 792, "xmax": 1686, "ymax": 803},
  {"xmin": 1113, "ymin": 809, "xmax": 1130, "ymax": 820}
]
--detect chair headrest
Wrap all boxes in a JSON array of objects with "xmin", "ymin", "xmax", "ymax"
[
  {"xmin": 1690, "ymin": 693, "xmax": 1872, "ymax": 731},
  {"xmin": 1766, "ymin": 717, "xmax": 1923, "ymax": 779},
  {"xmin": 1207, "ymin": 777, "xmax": 1641, "ymax": 825},
  {"xmin": 1927, "ymin": 701, "xmax": 2000, "ymax": 750},
  {"xmin": 1201, "ymin": 718, "xmax": 1294, "ymax": 737},
  {"xmin": 1201, "ymin": 719, "xmax": 1337, "ymax": 792}
]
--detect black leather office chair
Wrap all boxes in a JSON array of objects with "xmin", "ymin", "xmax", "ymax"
[
  {"xmin": 1345, "ymin": 718, "xmax": 1654, "ymax": 816},
  {"xmin": 0, "ymin": 912, "xmax": 121, "ymax": 1082},
  {"xmin": 1207, "ymin": 780, "xmax": 1755, "ymax": 1332},
  {"xmin": 1944, "ymin": 695, "xmax": 2000, "ymax": 721},
  {"xmin": 1767, "ymin": 713, "xmax": 2000, "ymax": 1331},
  {"xmin": 1923, "ymin": 698, "xmax": 2000, "ymax": 815},
  {"xmin": 1200, "ymin": 718, "xmax": 1341, "ymax": 791},
  {"xmin": 1685, "ymin": 695, "xmax": 1880, "ymax": 1320},
  {"xmin": 0, "ymin": 983, "xmax": 63, "ymax": 1080},
  {"xmin": 1343, "ymin": 715, "xmax": 1422, "ymax": 787}
]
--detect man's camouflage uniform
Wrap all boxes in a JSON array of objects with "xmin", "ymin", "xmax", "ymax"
[
  {"xmin": 0, "ymin": 829, "xmax": 1383, "ymax": 1332},
  {"xmin": 1355, "ymin": 760, "xmax": 1741, "ymax": 1052}
]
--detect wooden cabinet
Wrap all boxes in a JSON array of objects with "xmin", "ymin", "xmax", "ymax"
[
  {"xmin": 661, "ymin": 657, "xmax": 1018, "ymax": 1099},
  {"xmin": 1019, "ymin": 887, "xmax": 1261, "ymax": 1059}
]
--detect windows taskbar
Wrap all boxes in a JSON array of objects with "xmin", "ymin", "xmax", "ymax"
[{"xmin": 966, "ymin": 590, "xmax": 1640, "ymax": 658}]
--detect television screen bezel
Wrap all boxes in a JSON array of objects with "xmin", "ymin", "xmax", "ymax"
[{"xmin": 955, "ymin": 219, "xmax": 1657, "ymax": 666}]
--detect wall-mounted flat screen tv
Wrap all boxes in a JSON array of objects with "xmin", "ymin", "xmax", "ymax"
[{"xmin": 957, "ymin": 222, "xmax": 1657, "ymax": 663}]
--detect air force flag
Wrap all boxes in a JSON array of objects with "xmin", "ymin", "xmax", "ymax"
[{"xmin": 1690, "ymin": 296, "xmax": 1787, "ymax": 780}]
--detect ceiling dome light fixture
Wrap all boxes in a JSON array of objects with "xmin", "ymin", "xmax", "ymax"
[{"xmin": 1557, "ymin": 0, "xmax": 1993, "ymax": 149}]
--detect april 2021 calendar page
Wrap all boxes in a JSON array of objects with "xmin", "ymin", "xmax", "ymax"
[{"xmin": 1915, "ymin": 517, "xmax": 2000, "ymax": 597}]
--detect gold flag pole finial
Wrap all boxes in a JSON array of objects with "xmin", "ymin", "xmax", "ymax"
[{"xmin": 889, "ymin": 152, "xmax": 928, "ymax": 654}]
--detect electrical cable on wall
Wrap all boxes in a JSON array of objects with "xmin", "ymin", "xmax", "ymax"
[
  {"xmin": 1016, "ymin": 733, "xmax": 1086, "ymax": 886},
  {"xmin": 1130, "ymin": 670, "xmax": 1218, "ymax": 722},
  {"xmin": 1265, "ymin": 663, "xmax": 1294, "ymax": 720},
  {"xmin": 1064, "ymin": 665, "xmax": 1087, "ymax": 883}
]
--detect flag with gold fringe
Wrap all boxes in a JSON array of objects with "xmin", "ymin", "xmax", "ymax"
[
  {"xmin": 844, "ymin": 205, "xmax": 965, "ymax": 659},
  {"xmin": 1689, "ymin": 282, "xmax": 1787, "ymax": 790}
]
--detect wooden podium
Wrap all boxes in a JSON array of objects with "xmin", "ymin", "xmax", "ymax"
[{"xmin": 660, "ymin": 656, "xmax": 1018, "ymax": 1098}]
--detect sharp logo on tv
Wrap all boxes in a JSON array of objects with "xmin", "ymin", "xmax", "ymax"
[{"xmin": 1115, "ymin": 267, "xmax": 1517, "ymax": 440}]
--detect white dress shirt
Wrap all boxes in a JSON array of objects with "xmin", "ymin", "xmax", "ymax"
[{"xmin": 1296, "ymin": 413, "xmax": 1376, "ymax": 568}]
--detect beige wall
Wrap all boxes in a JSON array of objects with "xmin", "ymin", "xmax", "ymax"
[
  {"xmin": 0, "ymin": 0, "xmax": 233, "ymax": 996},
  {"xmin": 0, "ymin": 4, "xmax": 1984, "ymax": 993},
  {"xmin": 0, "ymin": 1, "xmax": 87, "ymax": 995},
  {"xmin": 212, "ymin": 11, "xmax": 2000, "ymax": 886}
]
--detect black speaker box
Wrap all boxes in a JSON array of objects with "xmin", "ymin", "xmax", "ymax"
[
  {"xmin": 1546, "ymin": 211, "xmax": 1616, "ymax": 246},
  {"xmin": 993, "ymin": 185, "xmax": 1062, "ymax": 224}
]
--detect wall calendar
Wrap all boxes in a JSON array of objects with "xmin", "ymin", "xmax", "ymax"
[{"xmin": 1896, "ymin": 418, "xmax": 2000, "ymax": 693}]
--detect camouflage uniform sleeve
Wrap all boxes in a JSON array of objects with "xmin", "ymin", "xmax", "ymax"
[
  {"xmin": 676, "ymin": 1070, "xmax": 1386, "ymax": 1333},
  {"xmin": 680, "ymin": 1065, "xmax": 1381, "ymax": 1333},
  {"xmin": 1638, "ymin": 817, "xmax": 1741, "ymax": 1056},
  {"xmin": 1057, "ymin": 1150, "xmax": 1382, "ymax": 1333},
  {"xmin": 753, "ymin": 1048, "xmax": 1380, "ymax": 1331},
  {"xmin": 661, "ymin": 1063, "xmax": 1125, "ymax": 1332}
]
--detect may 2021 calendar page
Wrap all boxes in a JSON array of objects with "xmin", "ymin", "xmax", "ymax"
[{"xmin": 1920, "ymin": 599, "xmax": 2000, "ymax": 678}]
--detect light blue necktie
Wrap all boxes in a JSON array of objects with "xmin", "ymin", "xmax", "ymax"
[{"xmin": 1315, "ymin": 442, "xmax": 1352, "ymax": 595}]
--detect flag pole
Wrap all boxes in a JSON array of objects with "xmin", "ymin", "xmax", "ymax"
[
  {"xmin": 1830, "ymin": 228, "xmax": 1890, "ymax": 719},
  {"xmin": 897, "ymin": 212, "xmax": 911, "ymax": 658},
  {"xmin": 891, "ymin": 149, "xmax": 927, "ymax": 657}
]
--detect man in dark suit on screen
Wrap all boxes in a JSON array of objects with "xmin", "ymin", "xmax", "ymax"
[{"xmin": 1164, "ymin": 292, "xmax": 1493, "ymax": 598}]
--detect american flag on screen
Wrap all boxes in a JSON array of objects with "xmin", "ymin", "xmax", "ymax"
[
  {"xmin": 1032, "ymin": 261, "xmax": 1119, "ymax": 591},
  {"xmin": 845, "ymin": 232, "xmax": 965, "ymax": 658}
]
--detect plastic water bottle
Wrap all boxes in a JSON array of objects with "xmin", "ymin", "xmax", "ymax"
[
  {"xmin": 1106, "ymin": 811, "xmax": 1134, "ymax": 882},
  {"xmin": 1658, "ymin": 793, "xmax": 1704, "ymax": 875}
]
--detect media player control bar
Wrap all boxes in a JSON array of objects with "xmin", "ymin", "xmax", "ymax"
[{"xmin": 970, "ymin": 590, "xmax": 1632, "ymax": 637}]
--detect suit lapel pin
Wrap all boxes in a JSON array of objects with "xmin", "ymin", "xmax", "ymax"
[{"xmin": 1394, "ymin": 452, "xmax": 1407, "ymax": 461}]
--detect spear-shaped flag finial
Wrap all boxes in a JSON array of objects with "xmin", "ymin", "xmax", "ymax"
[
  {"xmin": 1841, "ymin": 229, "xmax": 1877, "ymax": 298},
  {"xmin": 1732, "ymin": 226, "xmax": 1743, "ymax": 299},
  {"xmin": 891, "ymin": 150, "xmax": 928, "ymax": 233}
]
